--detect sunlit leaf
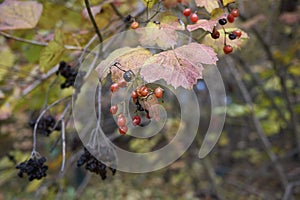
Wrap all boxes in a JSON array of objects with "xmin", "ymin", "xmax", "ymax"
[
  {"xmin": 222, "ymin": 0, "xmax": 235, "ymax": 6},
  {"xmin": 0, "ymin": 46, "xmax": 15, "ymax": 81},
  {"xmin": 0, "ymin": 0, "xmax": 43, "ymax": 30},
  {"xmin": 203, "ymin": 28, "xmax": 249, "ymax": 54},
  {"xmin": 195, "ymin": 0, "xmax": 219, "ymax": 13},
  {"xmin": 136, "ymin": 21, "xmax": 180, "ymax": 50},
  {"xmin": 142, "ymin": 0, "xmax": 159, "ymax": 8},
  {"xmin": 141, "ymin": 43, "xmax": 218, "ymax": 89},
  {"xmin": 96, "ymin": 47, "xmax": 152, "ymax": 82},
  {"xmin": 39, "ymin": 29, "xmax": 65, "ymax": 72}
]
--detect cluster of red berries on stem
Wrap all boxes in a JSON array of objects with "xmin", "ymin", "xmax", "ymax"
[
  {"xmin": 183, "ymin": 8, "xmax": 198, "ymax": 23},
  {"xmin": 210, "ymin": 8, "xmax": 242, "ymax": 54}
]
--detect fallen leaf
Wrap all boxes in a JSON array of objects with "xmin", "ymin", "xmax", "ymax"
[
  {"xmin": 203, "ymin": 28, "xmax": 249, "ymax": 54},
  {"xmin": 0, "ymin": 0, "xmax": 43, "ymax": 30},
  {"xmin": 141, "ymin": 43, "xmax": 218, "ymax": 89},
  {"xmin": 96, "ymin": 47, "xmax": 152, "ymax": 82},
  {"xmin": 195, "ymin": 0, "xmax": 219, "ymax": 13},
  {"xmin": 39, "ymin": 29, "xmax": 65, "ymax": 72}
]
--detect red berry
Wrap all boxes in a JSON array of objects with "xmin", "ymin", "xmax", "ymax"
[
  {"xmin": 211, "ymin": 30, "xmax": 220, "ymax": 39},
  {"xmin": 119, "ymin": 126, "xmax": 128, "ymax": 135},
  {"xmin": 118, "ymin": 79, "xmax": 127, "ymax": 87},
  {"xmin": 110, "ymin": 83, "xmax": 119, "ymax": 92},
  {"xmin": 183, "ymin": 8, "xmax": 191, "ymax": 17},
  {"xmin": 223, "ymin": 45, "xmax": 233, "ymax": 54},
  {"xmin": 190, "ymin": 13, "xmax": 198, "ymax": 23},
  {"xmin": 117, "ymin": 114, "xmax": 126, "ymax": 126},
  {"xmin": 154, "ymin": 87, "xmax": 164, "ymax": 98},
  {"xmin": 132, "ymin": 115, "xmax": 141, "ymax": 126},
  {"xmin": 131, "ymin": 21, "xmax": 139, "ymax": 29},
  {"xmin": 227, "ymin": 13, "xmax": 235, "ymax": 23},
  {"xmin": 141, "ymin": 87, "xmax": 149, "ymax": 97},
  {"xmin": 132, "ymin": 90, "xmax": 138, "ymax": 99},
  {"xmin": 231, "ymin": 9, "xmax": 239, "ymax": 17},
  {"xmin": 233, "ymin": 30, "xmax": 242, "ymax": 38},
  {"xmin": 137, "ymin": 85, "xmax": 147, "ymax": 96},
  {"xmin": 110, "ymin": 105, "xmax": 118, "ymax": 114}
]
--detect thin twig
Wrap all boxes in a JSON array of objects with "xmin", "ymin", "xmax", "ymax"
[
  {"xmin": 0, "ymin": 31, "xmax": 83, "ymax": 51},
  {"xmin": 233, "ymin": 55, "xmax": 288, "ymax": 125},
  {"xmin": 226, "ymin": 57, "xmax": 288, "ymax": 188},
  {"xmin": 22, "ymin": 65, "xmax": 59, "ymax": 96},
  {"xmin": 110, "ymin": 3, "xmax": 123, "ymax": 19},
  {"xmin": 32, "ymin": 96, "xmax": 71, "ymax": 153},
  {"xmin": 60, "ymin": 120, "xmax": 66, "ymax": 172},
  {"xmin": 282, "ymin": 180, "xmax": 300, "ymax": 200},
  {"xmin": 84, "ymin": 0, "xmax": 103, "ymax": 52}
]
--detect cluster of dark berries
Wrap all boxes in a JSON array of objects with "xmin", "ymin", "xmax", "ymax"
[
  {"xmin": 57, "ymin": 61, "xmax": 85, "ymax": 89},
  {"xmin": 77, "ymin": 148, "xmax": 116, "ymax": 180},
  {"xmin": 16, "ymin": 156, "xmax": 48, "ymax": 181},
  {"xmin": 29, "ymin": 115, "xmax": 61, "ymax": 136},
  {"xmin": 210, "ymin": 8, "xmax": 242, "ymax": 54}
]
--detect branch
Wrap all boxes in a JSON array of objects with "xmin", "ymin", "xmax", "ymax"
[
  {"xmin": 226, "ymin": 57, "xmax": 289, "ymax": 188},
  {"xmin": 233, "ymin": 55, "xmax": 288, "ymax": 125},
  {"xmin": 282, "ymin": 180, "xmax": 300, "ymax": 200},
  {"xmin": 0, "ymin": 31, "xmax": 83, "ymax": 51},
  {"xmin": 110, "ymin": 3, "xmax": 123, "ymax": 19},
  {"xmin": 84, "ymin": 0, "xmax": 103, "ymax": 51}
]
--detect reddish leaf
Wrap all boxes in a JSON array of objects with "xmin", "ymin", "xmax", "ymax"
[
  {"xmin": 0, "ymin": 0, "xmax": 43, "ymax": 30},
  {"xmin": 96, "ymin": 47, "xmax": 152, "ymax": 82},
  {"xmin": 141, "ymin": 43, "xmax": 218, "ymax": 89},
  {"xmin": 187, "ymin": 14, "xmax": 226, "ymax": 32},
  {"xmin": 187, "ymin": 19, "xmax": 218, "ymax": 32},
  {"xmin": 195, "ymin": 0, "xmax": 219, "ymax": 13}
]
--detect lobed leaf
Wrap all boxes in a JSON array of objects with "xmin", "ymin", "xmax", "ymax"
[
  {"xmin": 141, "ymin": 43, "xmax": 218, "ymax": 89},
  {"xmin": 96, "ymin": 47, "xmax": 152, "ymax": 82},
  {"xmin": 39, "ymin": 29, "xmax": 65, "ymax": 72}
]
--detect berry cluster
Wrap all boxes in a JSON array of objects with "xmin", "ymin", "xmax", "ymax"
[
  {"xmin": 210, "ymin": 8, "xmax": 242, "ymax": 54},
  {"xmin": 77, "ymin": 148, "xmax": 116, "ymax": 180},
  {"xmin": 29, "ymin": 115, "xmax": 61, "ymax": 136},
  {"xmin": 183, "ymin": 8, "xmax": 198, "ymax": 23},
  {"xmin": 16, "ymin": 156, "xmax": 48, "ymax": 181},
  {"xmin": 57, "ymin": 61, "xmax": 82, "ymax": 89}
]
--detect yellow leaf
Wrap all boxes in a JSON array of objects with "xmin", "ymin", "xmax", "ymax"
[
  {"xmin": 195, "ymin": 0, "xmax": 219, "ymax": 13},
  {"xmin": 222, "ymin": 0, "xmax": 236, "ymax": 6},
  {"xmin": 39, "ymin": 29, "xmax": 65, "ymax": 72},
  {"xmin": 26, "ymin": 179, "xmax": 43, "ymax": 193},
  {"xmin": 142, "ymin": 0, "xmax": 159, "ymax": 8},
  {"xmin": 0, "ymin": 0, "xmax": 43, "ymax": 30},
  {"xmin": 210, "ymin": 8, "xmax": 225, "ymax": 20},
  {"xmin": 0, "ymin": 45, "xmax": 15, "ymax": 81}
]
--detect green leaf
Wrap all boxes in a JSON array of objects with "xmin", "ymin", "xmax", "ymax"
[{"xmin": 39, "ymin": 29, "xmax": 65, "ymax": 72}]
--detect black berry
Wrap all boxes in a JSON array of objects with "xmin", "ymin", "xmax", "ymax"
[
  {"xmin": 229, "ymin": 33, "xmax": 237, "ymax": 40},
  {"xmin": 16, "ymin": 156, "xmax": 48, "ymax": 181},
  {"xmin": 218, "ymin": 18, "xmax": 227, "ymax": 25},
  {"xmin": 77, "ymin": 148, "xmax": 116, "ymax": 180},
  {"xmin": 123, "ymin": 70, "xmax": 134, "ymax": 82}
]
